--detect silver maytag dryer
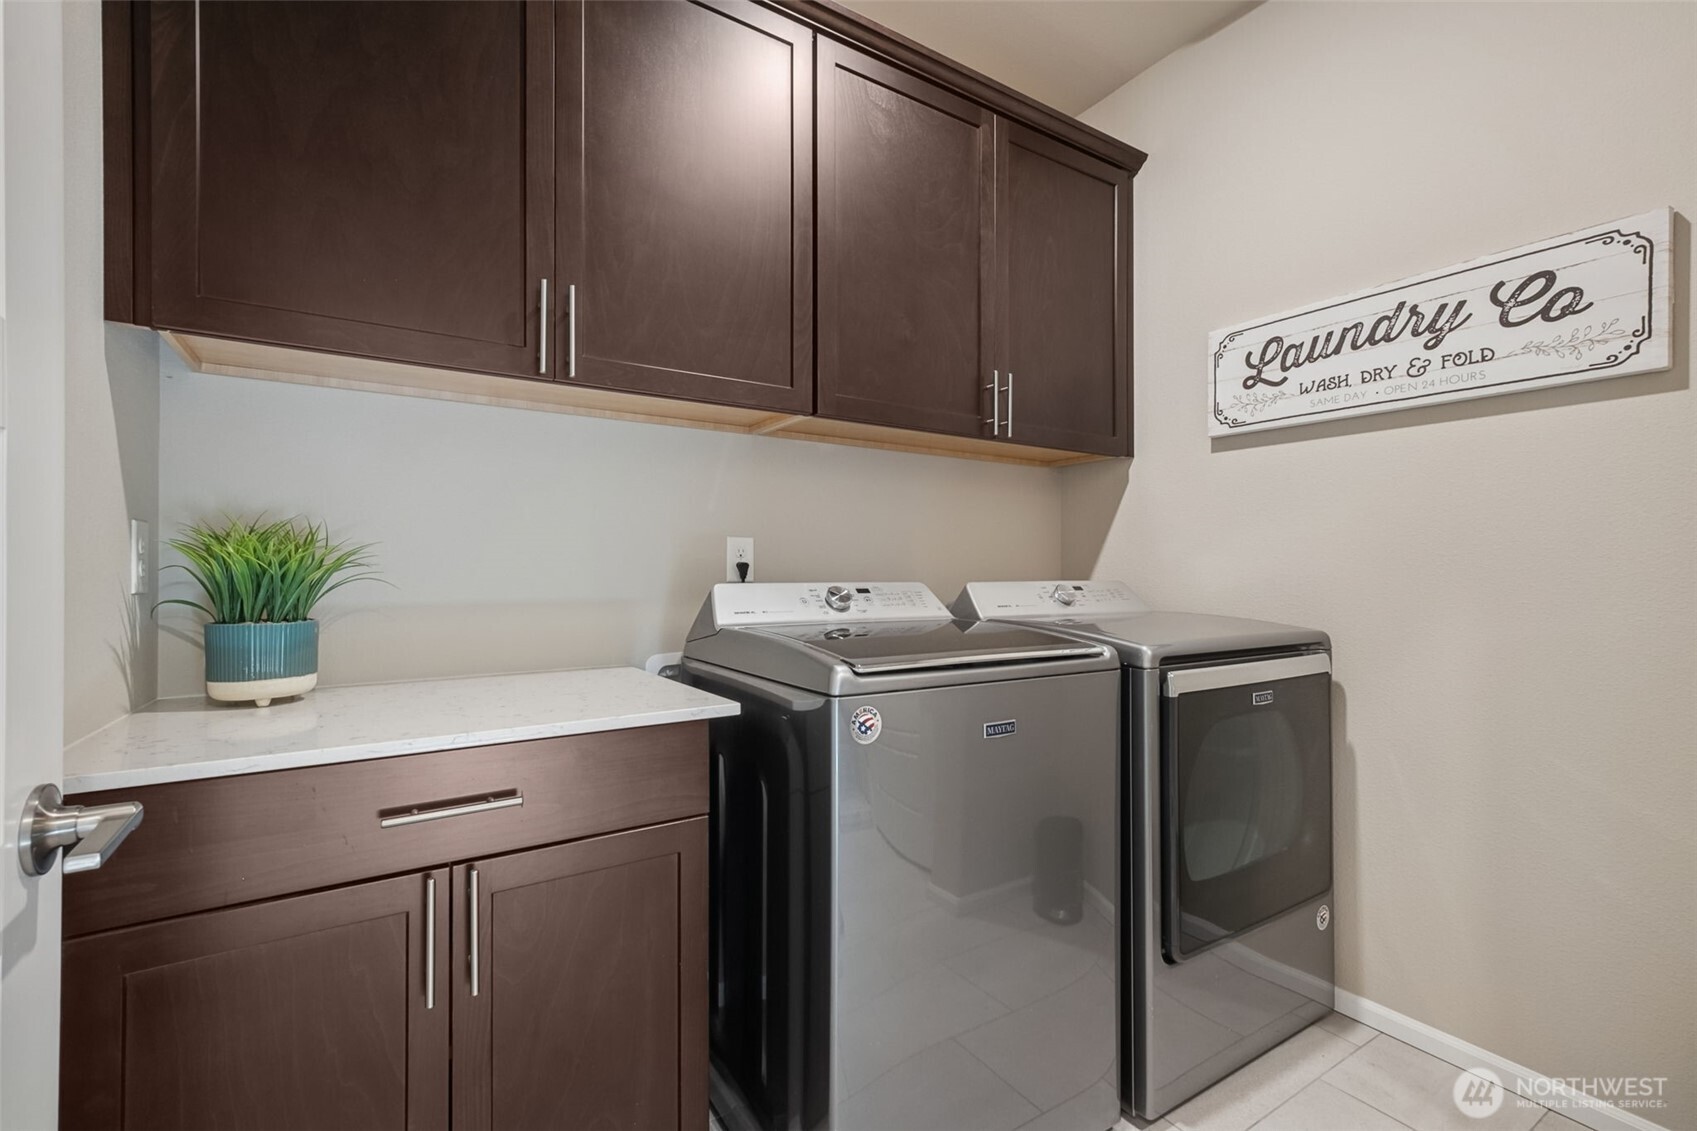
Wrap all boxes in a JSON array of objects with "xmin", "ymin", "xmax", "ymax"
[{"xmin": 953, "ymin": 580, "xmax": 1335, "ymax": 1122}]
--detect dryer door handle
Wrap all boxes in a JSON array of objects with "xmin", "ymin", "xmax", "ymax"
[{"xmin": 1163, "ymin": 654, "xmax": 1330, "ymax": 697}]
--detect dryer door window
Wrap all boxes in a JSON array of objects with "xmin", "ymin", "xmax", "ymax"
[{"xmin": 1161, "ymin": 658, "xmax": 1331, "ymax": 961}]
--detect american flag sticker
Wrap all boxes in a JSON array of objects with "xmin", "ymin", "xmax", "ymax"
[{"xmin": 849, "ymin": 705, "xmax": 882, "ymax": 745}]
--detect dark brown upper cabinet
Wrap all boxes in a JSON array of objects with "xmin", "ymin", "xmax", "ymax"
[
  {"xmin": 814, "ymin": 42, "xmax": 1131, "ymax": 456},
  {"xmin": 108, "ymin": 1, "xmax": 1146, "ymax": 463},
  {"xmin": 815, "ymin": 38, "xmax": 996, "ymax": 438},
  {"xmin": 142, "ymin": 0, "xmax": 555, "ymax": 377},
  {"xmin": 62, "ymin": 869, "xmax": 451, "ymax": 1131},
  {"xmin": 556, "ymin": 0, "xmax": 813, "ymax": 412},
  {"xmin": 995, "ymin": 120, "xmax": 1132, "ymax": 456}
]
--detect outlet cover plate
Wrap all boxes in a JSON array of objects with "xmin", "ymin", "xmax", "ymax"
[
  {"xmin": 725, "ymin": 536, "xmax": 754, "ymax": 582},
  {"xmin": 129, "ymin": 519, "xmax": 150, "ymax": 596}
]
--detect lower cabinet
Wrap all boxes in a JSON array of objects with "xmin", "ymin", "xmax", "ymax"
[
  {"xmin": 453, "ymin": 820, "xmax": 708, "ymax": 1130},
  {"xmin": 62, "ymin": 816, "xmax": 707, "ymax": 1130},
  {"xmin": 62, "ymin": 869, "xmax": 452, "ymax": 1130}
]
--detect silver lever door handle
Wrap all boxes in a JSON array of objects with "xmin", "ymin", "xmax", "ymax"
[{"xmin": 18, "ymin": 784, "xmax": 144, "ymax": 877}]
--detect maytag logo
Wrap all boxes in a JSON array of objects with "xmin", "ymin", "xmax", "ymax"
[
  {"xmin": 1252, "ymin": 690, "xmax": 1275, "ymax": 706},
  {"xmin": 984, "ymin": 720, "xmax": 1017, "ymax": 739}
]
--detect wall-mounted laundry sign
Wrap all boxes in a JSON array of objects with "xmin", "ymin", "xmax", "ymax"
[{"xmin": 1208, "ymin": 208, "xmax": 1673, "ymax": 436}]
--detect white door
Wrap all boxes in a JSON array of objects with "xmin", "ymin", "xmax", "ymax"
[{"xmin": 2, "ymin": 3, "xmax": 69, "ymax": 1126}]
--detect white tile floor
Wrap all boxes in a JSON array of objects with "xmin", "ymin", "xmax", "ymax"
[
  {"xmin": 715, "ymin": 814, "xmax": 1594, "ymax": 1131},
  {"xmin": 1137, "ymin": 1013, "xmax": 1586, "ymax": 1131},
  {"xmin": 712, "ymin": 1014, "xmax": 1591, "ymax": 1131}
]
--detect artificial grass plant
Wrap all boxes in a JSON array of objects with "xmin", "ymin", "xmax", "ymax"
[{"xmin": 158, "ymin": 516, "xmax": 381, "ymax": 624}]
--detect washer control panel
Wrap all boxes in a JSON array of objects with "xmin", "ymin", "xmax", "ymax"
[
  {"xmin": 709, "ymin": 582, "xmax": 951, "ymax": 627},
  {"xmin": 954, "ymin": 580, "xmax": 1148, "ymax": 619}
]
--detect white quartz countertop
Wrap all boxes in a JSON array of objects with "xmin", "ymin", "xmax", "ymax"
[{"xmin": 62, "ymin": 667, "xmax": 739, "ymax": 793}]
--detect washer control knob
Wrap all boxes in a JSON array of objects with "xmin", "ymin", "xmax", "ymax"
[
  {"xmin": 1050, "ymin": 584, "xmax": 1077, "ymax": 606},
  {"xmin": 825, "ymin": 585, "xmax": 855, "ymax": 612}
]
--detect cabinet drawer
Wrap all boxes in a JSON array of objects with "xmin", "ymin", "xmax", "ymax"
[{"xmin": 64, "ymin": 722, "xmax": 707, "ymax": 937}]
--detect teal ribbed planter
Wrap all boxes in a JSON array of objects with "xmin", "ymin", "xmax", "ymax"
[{"xmin": 204, "ymin": 620, "xmax": 319, "ymax": 707}]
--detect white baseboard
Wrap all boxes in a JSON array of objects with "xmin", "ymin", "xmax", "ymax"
[{"xmin": 1334, "ymin": 991, "xmax": 1675, "ymax": 1131}]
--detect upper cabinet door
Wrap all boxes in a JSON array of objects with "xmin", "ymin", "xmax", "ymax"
[
  {"xmin": 557, "ymin": 1, "xmax": 813, "ymax": 413},
  {"xmin": 147, "ymin": 1, "xmax": 554, "ymax": 378},
  {"xmin": 995, "ymin": 120, "xmax": 1132, "ymax": 456},
  {"xmin": 816, "ymin": 40, "xmax": 996, "ymax": 438}
]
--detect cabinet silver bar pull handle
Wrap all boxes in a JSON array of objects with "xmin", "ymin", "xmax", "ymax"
[
  {"xmin": 379, "ymin": 791, "xmax": 522, "ymax": 828},
  {"xmin": 568, "ymin": 284, "xmax": 578, "ymax": 378},
  {"xmin": 469, "ymin": 866, "xmax": 481, "ymax": 997},
  {"xmin": 425, "ymin": 875, "xmax": 436, "ymax": 1010},
  {"xmin": 538, "ymin": 278, "xmax": 549, "ymax": 375},
  {"xmin": 1005, "ymin": 371, "xmax": 1014, "ymax": 438},
  {"xmin": 984, "ymin": 370, "xmax": 999, "ymax": 435}
]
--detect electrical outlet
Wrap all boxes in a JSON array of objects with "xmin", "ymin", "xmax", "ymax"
[
  {"xmin": 726, "ymin": 536, "xmax": 754, "ymax": 582},
  {"xmin": 129, "ymin": 519, "xmax": 151, "ymax": 596}
]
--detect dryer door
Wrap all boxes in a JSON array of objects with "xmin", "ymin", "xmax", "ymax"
[{"xmin": 1160, "ymin": 654, "xmax": 1331, "ymax": 962}]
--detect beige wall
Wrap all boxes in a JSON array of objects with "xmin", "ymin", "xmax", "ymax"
[
  {"xmin": 63, "ymin": 1, "xmax": 160, "ymax": 745},
  {"xmin": 155, "ymin": 358, "xmax": 1065, "ymax": 696},
  {"xmin": 1069, "ymin": 1, "xmax": 1695, "ymax": 1121}
]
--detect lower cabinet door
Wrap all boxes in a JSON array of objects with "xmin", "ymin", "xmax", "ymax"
[
  {"xmin": 61, "ymin": 868, "xmax": 451, "ymax": 1131},
  {"xmin": 452, "ymin": 818, "xmax": 708, "ymax": 1131}
]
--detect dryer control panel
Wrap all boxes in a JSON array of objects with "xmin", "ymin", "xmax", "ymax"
[
  {"xmin": 952, "ymin": 580, "xmax": 1148, "ymax": 619},
  {"xmin": 707, "ymin": 582, "xmax": 951, "ymax": 627}
]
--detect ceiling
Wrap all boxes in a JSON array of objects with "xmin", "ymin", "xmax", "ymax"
[{"xmin": 836, "ymin": 0, "xmax": 1260, "ymax": 115}]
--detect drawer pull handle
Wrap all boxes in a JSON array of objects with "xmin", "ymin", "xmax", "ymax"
[{"xmin": 379, "ymin": 790, "xmax": 523, "ymax": 829}]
